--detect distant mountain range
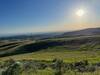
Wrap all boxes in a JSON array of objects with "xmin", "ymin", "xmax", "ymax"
[
  {"xmin": 62, "ymin": 28, "xmax": 100, "ymax": 37},
  {"xmin": 0, "ymin": 27, "xmax": 100, "ymax": 40}
]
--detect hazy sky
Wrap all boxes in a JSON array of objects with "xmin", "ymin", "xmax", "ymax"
[{"xmin": 0, "ymin": 0, "xmax": 100, "ymax": 35}]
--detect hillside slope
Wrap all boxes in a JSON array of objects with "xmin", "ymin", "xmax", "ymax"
[
  {"xmin": 62, "ymin": 28, "xmax": 100, "ymax": 37},
  {"xmin": 0, "ymin": 35, "xmax": 100, "ymax": 57}
]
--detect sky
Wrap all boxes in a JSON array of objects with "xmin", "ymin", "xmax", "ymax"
[{"xmin": 0, "ymin": 0, "xmax": 100, "ymax": 36}]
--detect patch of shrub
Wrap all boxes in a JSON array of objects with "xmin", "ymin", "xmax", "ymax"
[{"xmin": 2, "ymin": 61, "xmax": 22, "ymax": 75}]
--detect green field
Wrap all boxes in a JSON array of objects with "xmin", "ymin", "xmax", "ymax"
[
  {"xmin": 1, "ymin": 47, "xmax": 100, "ymax": 63},
  {"xmin": 0, "ymin": 36, "xmax": 100, "ymax": 75},
  {"xmin": 0, "ymin": 36, "xmax": 100, "ymax": 63}
]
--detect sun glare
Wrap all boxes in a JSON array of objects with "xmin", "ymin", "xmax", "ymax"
[{"xmin": 76, "ymin": 9, "xmax": 85, "ymax": 17}]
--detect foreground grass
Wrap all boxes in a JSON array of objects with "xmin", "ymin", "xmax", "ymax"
[
  {"xmin": 21, "ymin": 69, "xmax": 100, "ymax": 75},
  {"xmin": 22, "ymin": 68, "xmax": 55, "ymax": 75},
  {"xmin": 0, "ymin": 47, "xmax": 100, "ymax": 75}
]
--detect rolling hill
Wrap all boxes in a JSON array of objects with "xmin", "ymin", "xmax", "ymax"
[
  {"xmin": 0, "ymin": 27, "xmax": 100, "ymax": 57},
  {"xmin": 62, "ymin": 28, "xmax": 100, "ymax": 37}
]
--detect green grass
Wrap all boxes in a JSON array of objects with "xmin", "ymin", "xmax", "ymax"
[
  {"xmin": 64, "ymin": 70, "xmax": 100, "ymax": 75},
  {"xmin": 1, "ymin": 37, "xmax": 100, "ymax": 75},
  {"xmin": 21, "ymin": 68, "xmax": 55, "ymax": 75},
  {"xmin": 1, "ymin": 48, "xmax": 100, "ymax": 63},
  {"xmin": 21, "ymin": 68, "xmax": 100, "ymax": 75}
]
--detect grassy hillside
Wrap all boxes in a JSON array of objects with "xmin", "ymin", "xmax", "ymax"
[
  {"xmin": 1, "ymin": 49, "xmax": 100, "ymax": 63},
  {"xmin": 0, "ymin": 36, "xmax": 100, "ymax": 63},
  {"xmin": 0, "ymin": 35, "xmax": 100, "ymax": 57},
  {"xmin": 0, "ymin": 36, "xmax": 100, "ymax": 75}
]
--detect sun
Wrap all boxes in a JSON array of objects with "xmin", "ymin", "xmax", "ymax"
[{"xmin": 76, "ymin": 9, "xmax": 85, "ymax": 17}]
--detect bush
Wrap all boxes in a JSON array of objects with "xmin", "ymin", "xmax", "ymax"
[
  {"xmin": 2, "ymin": 61, "xmax": 22, "ymax": 75},
  {"xmin": 22, "ymin": 61, "xmax": 37, "ymax": 74},
  {"xmin": 52, "ymin": 59, "xmax": 66, "ymax": 75}
]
